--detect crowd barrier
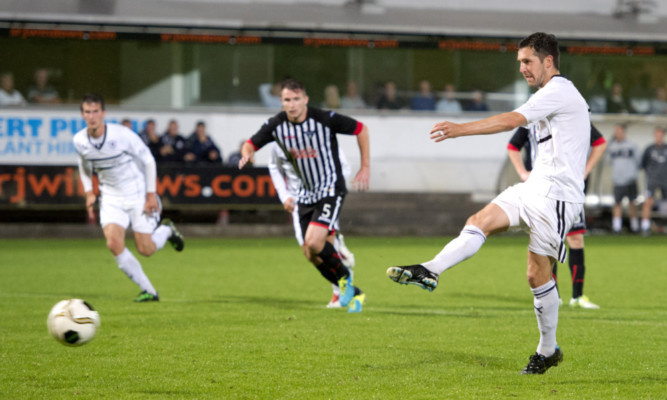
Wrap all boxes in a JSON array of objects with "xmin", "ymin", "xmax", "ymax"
[{"xmin": 0, "ymin": 164, "xmax": 279, "ymax": 209}]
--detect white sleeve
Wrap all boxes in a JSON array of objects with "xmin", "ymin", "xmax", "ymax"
[
  {"xmin": 338, "ymin": 147, "xmax": 351, "ymax": 178},
  {"xmin": 77, "ymin": 154, "xmax": 94, "ymax": 193},
  {"xmin": 514, "ymin": 84, "xmax": 563, "ymax": 124},
  {"xmin": 268, "ymin": 144, "xmax": 292, "ymax": 204},
  {"xmin": 124, "ymin": 127, "xmax": 157, "ymax": 193}
]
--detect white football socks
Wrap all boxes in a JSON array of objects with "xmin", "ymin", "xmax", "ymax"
[
  {"xmin": 641, "ymin": 218, "xmax": 651, "ymax": 232},
  {"xmin": 611, "ymin": 217, "xmax": 622, "ymax": 233},
  {"xmin": 422, "ymin": 225, "xmax": 486, "ymax": 275},
  {"xmin": 115, "ymin": 248, "xmax": 157, "ymax": 295},
  {"xmin": 531, "ymin": 279, "xmax": 559, "ymax": 357},
  {"xmin": 151, "ymin": 225, "xmax": 172, "ymax": 250}
]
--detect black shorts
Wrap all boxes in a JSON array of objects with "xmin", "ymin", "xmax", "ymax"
[
  {"xmin": 297, "ymin": 195, "xmax": 344, "ymax": 238},
  {"xmin": 645, "ymin": 181, "xmax": 666, "ymax": 199},
  {"xmin": 567, "ymin": 209, "xmax": 586, "ymax": 236},
  {"xmin": 613, "ymin": 182, "xmax": 638, "ymax": 204}
]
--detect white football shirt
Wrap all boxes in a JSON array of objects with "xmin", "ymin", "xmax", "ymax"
[
  {"xmin": 514, "ymin": 76, "xmax": 590, "ymax": 203},
  {"xmin": 73, "ymin": 123, "xmax": 157, "ymax": 201}
]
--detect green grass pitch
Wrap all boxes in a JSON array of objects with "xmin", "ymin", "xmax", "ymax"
[{"xmin": 0, "ymin": 235, "xmax": 665, "ymax": 399}]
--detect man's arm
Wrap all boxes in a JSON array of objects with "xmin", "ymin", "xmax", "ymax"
[
  {"xmin": 238, "ymin": 140, "xmax": 256, "ymax": 170},
  {"xmin": 430, "ymin": 112, "xmax": 527, "ymax": 142},
  {"xmin": 508, "ymin": 148, "xmax": 530, "ymax": 182},
  {"xmin": 585, "ymin": 140, "xmax": 607, "ymax": 179},
  {"xmin": 77, "ymin": 155, "xmax": 96, "ymax": 220},
  {"xmin": 352, "ymin": 124, "xmax": 370, "ymax": 191}
]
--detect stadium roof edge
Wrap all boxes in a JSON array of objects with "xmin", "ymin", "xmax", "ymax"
[{"xmin": 1, "ymin": 0, "xmax": 666, "ymax": 43}]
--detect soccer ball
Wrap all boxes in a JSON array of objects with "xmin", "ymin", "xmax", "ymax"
[{"xmin": 46, "ymin": 299, "xmax": 101, "ymax": 346}]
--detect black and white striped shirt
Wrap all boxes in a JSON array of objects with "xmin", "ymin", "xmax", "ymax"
[{"xmin": 249, "ymin": 107, "xmax": 363, "ymax": 204}]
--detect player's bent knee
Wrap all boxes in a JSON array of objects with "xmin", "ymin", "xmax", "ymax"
[{"xmin": 135, "ymin": 242, "xmax": 156, "ymax": 257}]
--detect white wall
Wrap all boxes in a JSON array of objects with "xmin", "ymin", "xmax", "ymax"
[{"xmin": 1, "ymin": 107, "xmax": 663, "ymax": 199}]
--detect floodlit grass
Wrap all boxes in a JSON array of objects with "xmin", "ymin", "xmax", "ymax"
[{"xmin": 0, "ymin": 235, "xmax": 665, "ymax": 399}]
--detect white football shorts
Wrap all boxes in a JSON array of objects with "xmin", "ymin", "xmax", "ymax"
[
  {"xmin": 492, "ymin": 183, "xmax": 582, "ymax": 263},
  {"xmin": 99, "ymin": 195, "xmax": 160, "ymax": 234}
]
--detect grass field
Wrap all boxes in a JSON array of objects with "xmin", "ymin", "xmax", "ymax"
[{"xmin": 0, "ymin": 235, "xmax": 665, "ymax": 399}]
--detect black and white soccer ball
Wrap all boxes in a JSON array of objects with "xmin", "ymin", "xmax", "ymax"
[{"xmin": 46, "ymin": 299, "xmax": 101, "ymax": 346}]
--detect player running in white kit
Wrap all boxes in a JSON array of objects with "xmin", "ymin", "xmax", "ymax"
[{"xmin": 73, "ymin": 93, "xmax": 184, "ymax": 302}]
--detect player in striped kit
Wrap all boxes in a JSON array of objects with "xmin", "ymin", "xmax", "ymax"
[
  {"xmin": 268, "ymin": 141, "xmax": 356, "ymax": 308},
  {"xmin": 239, "ymin": 79, "xmax": 370, "ymax": 313},
  {"xmin": 73, "ymin": 93, "xmax": 184, "ymax": 302},
  {"xmin": 508, "ymin": 124, "xmax": 607, "ymax": 309}
]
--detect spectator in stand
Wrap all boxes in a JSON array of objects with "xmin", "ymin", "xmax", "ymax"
[
  {"xmin": 435, "ymin": 83, "xmax": 462, "ymax": 115},
  {"xmin": 184, "ymin": 121, "xmax": 222, "ymax": 164},
  {"xmin": 606, "ymin": 83, "xmax": 633, "ymax": 114},
  {"xmin": 608, "ymin": 124, "xmax": 640, "ymax": 233},
  {"xmin": 159, "ymin": 119, "xmax": 187, "ymax": 164},
  {"xmin": 341, "ymin": 81, "xmax": 367, "ymax": 109},
  {"xmin": 410, "ymin": 80, "xmax": 436, "ymax": 111},
  {"xmin": 139, "ymin": 119, "xmax": 162, "ymax": 161},
  {"xmin": 226, "ymin": 141, "xmax": 247, "ymax": 167},
  {"xmin": 259, "ymin": 82, "xmax": 283, "ymax": 110},
  {"xmin": 649, "ymin": 87, "xmax": 667, "ymax": 115},
  {"xmin": 465, "ymin": 90, "xmax": 489, "ymax": 112},
  {"xmin": 377, "ymin": 81, "xmax": 405, "ymax": 110},
  {"xmin": 27, "ymin": 68, "xmax": 61, "ymax": 104},
  {"xmin": 321, "ymin": 84, "xmax": 341, "ymax": 109},
  {"xmin": 121, "ymin": 118, "xmax": 133, "ymax": 130},
  {"xmin": 640, "ymin": 126, "xmax": 667, "ymax": 235},
  {"xmin": 0, "ymin": 72, "xmax": 26, "ymax": 106}
]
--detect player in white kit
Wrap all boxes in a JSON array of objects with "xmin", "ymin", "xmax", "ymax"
[
  {"xmin": 73, "ymin": 93, "xmax": 184, "ymax": 302},
  {"xmin": 267, "ymin": 141, "xmax": 356, "ymax": 308},
  {"xmin": 387, "ymin": 33, "xmax": 591, "ymax": 374}
]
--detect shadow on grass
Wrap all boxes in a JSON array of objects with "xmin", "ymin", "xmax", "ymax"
[{"xmin": 364, "ymin": 348, "xmax": 508, "ymax": 371}]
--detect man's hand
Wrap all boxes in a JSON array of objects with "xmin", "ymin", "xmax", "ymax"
[
  {"xmin": 143, "ymin": 192, "xmax": 159, "ymax": 215},
  {"xmin": 430, "ymin": 121, "xmax": 463, "ymax": 142},
  {"xmin": 283, "ymin": 197, "xmax": 296, "ymax": 213},
  {"xmin": 352, "ymin": 166, "xmax": 370, "ymax": 192}
]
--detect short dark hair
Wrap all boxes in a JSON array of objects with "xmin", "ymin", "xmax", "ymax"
[
  {"xmin": 281, "ymin": 78, "xmax": 306, "ymax": 94},
  {"xmin": 80, "ymin": 93, "xmax": 105, "ymax": 111},
  {"xmin": 519, "ymin": 32, "xmax": 560, "ymax": 70}
]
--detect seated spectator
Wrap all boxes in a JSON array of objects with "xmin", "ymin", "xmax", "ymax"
[
  {"xmin": 0, "ymin": 72, "xmax": 26, "ymax": 106},
  {"xmin": 435, "ymin": 83, "xmax": 462, "ymax": 114},
  {"xmin": 377, "ymin": 81, "xmax": 405, "ymax": 110},
  {"xmin": 259, "ymin": 82, "xmax": 283, "ymax": 109},
  {"xmin": 606, "ymin": 83, "xmax": 634, "ymax": 114},
  {"xmin": 27, "ymin": 68, "xmax": 61, "ymax": 104},
  {"xmin": 159, "ymin": 119, "xmax": 187, "ymax": 163},
  {"xmin": 184, "ymin": 121, "xmax": 222, "ymax": 164},
  {"xmin": 138, "ymin": 119, "xmax": 161, "ymax": 161},
  {"xmin": 340, "ymin": 81, "xmax": 367, "ymax": 109},
  {"xmin": 120, "ymin": 118, "xmax": 133, "ymax": 130},
  {"xmin": 649, "ymin": 87, "xmax": 667, "ymax": 115},
  {"xmin": 227, "ymin": 141, "xmax": 248, "ymax": 167},
  {"xmin": 629, "ymin": 74, "xmax": 652, "ymax": 114},
  {"xmin": 321, "ymin": 84, "xmax": 341, "ymax": 109},
  {"xmin": 410, "ymin": 80, "xmax": 436, "ymax": 111},
  {"xmin": 465, "ymin": 90, "xmax": 489, "ymax": 112}
]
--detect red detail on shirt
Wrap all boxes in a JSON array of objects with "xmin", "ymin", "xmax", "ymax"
[
  {"xmin": 247, "ymin": 138, "xmax": 259, "ymax": 151},
  {"xmin": 592, "ymin": 137, "xmax": 607, "ymax": 147},
  {"xmin": 567, "ymin": 229, "xmax": 586, "ymax": 237},
  {"xmin": 507, "ymin": 143, "xmax": 520, "ymax": 151},
  {"xmin": 353, "ymin": 121, "xmax": 364, "ymax": 135},
  {"xmin": 290, "ymin": 147, "xmax": 319, "ymax": 159}
]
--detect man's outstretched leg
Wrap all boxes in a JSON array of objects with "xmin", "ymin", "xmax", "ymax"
[{"xmin": 387, "ymin": 203, "xmax": 508, "ymax": 291}]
